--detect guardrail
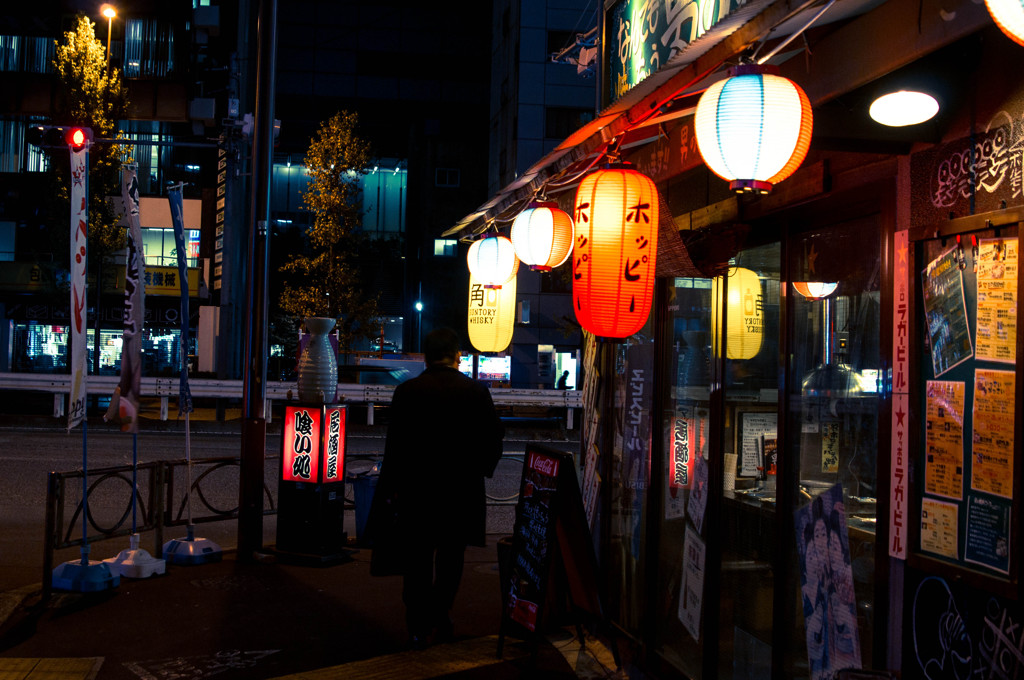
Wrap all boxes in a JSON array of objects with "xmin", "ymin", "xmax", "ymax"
[{"xmin": 0, "ymin": 372, "xmax": 582, "ymax": 427}]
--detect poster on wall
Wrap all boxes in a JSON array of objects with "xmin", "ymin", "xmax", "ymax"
[
  {"xmin": 922, "ymin": 246, "xmax": 974, "ymax": 376},
  {"xmin": 964, "ymin": 494, "xmax": 1011, "ymax": 574},
  {"xmin": 795, "ymin": 483, "xmax": 862, "ymax": 679},
  {"xmin": 821, "ymin": 421, "xmax": 841, "ymax": 474},
  {"xmin": 975, "ymin": 237, "xmax": 1017, "ymax": 363},
  {"xmin": 971, "ymin": 369, "xmax": 1016, "ymax": 499},
  {"xmin": 920, "ymin": 497, "xmax": 959, "ymax": 560},
  {"xmin": 739, "ymin": 411, "xmax": 777, "ymax": 477},
  {"xmin": 677, "ymin": 525, "xmax": 706, "ymax": 642},
  {"xmin": 686, "ymin": 452, "xmax": 709, "ymax": 536},
  {"xmin": 924, "ymin": 380, "xmax": 965, "ymax": 500}
]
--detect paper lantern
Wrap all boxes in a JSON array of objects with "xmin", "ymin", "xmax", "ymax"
[
  {"xmin": 695, "ymin": 64, "xmax": 813, "ymax": 194},
  {"xmin": 467, "ymin": 234, "xmax": 518, "ymax": 286},
  {"xmin": 572, "ymin": 164, "xmax": 659, "ymax": 338},
  {"xmin": 793, "ymin": 281, "xmax": 838, "ymax": 300},
  {"xmin": 510, "ymin": 201, "xmax": 574, "ymax": 271},
  {"xmin": 985, "ymin": 0, "xmax": 1024, "ymax": 45},
  {"xmin": 467, "ymin": 272, "xmax": 516, "ymax": 352},
  {"xmin": 711, "ymin": 267, "xmax": 763, "ymax": 360}
]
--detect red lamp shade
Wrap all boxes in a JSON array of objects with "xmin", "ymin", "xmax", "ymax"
[
  {"xmin": 793, "ymin": 281, "xmax": 838, "ymax": 300},
  {"xmin": 695, "ymin": 64, "xmax": 813, "ymax": 194},
  {"xmin": 467, "ymin": 234, "xmax": 518, "ymax": 286},
  {"xmin": 572, "ymin": 164, "xmax": 659, "ymax": 338},
  {"xmin": 510, "ymin": 201, "xmax": 574, "ymax": 271}
]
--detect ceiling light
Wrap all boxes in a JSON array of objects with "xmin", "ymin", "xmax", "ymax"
[{"xmin": 869, "ymin": 91, "xmax": 939, "ymax": 127}]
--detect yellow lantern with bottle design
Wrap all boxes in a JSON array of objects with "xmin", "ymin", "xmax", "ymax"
[
  {"xmin": 467, "ymin": 272, "xmax": 516, "ymax": 352},
  {"xmin": 711, "ymin": 267, "xmax": 763, "ymax": 360}
]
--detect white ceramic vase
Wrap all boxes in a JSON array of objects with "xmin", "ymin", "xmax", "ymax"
[{"xmin": 297, "ymin": 316, "xmax": 338, "ymax": 403}]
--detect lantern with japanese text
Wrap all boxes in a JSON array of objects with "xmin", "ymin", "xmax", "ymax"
[
  {"xmin": 510, "ymin": 201, "xmax": 574, "ymax": 271},
  {"xmin": 695, "ymin": 64, "xmax": 813, "ymax": 194},
  {"xmin": 467, "ymin": 272, "xmax": 516, "ymax": 352},
  {"xmin": 467, "ymin": 234, "xmax": 518, "ymax": 286},
  {"xmin": 985, "ymin": 0, "xmax": 1024, "ymax": 45},
  {"xmin": 572, "ymin": 164, "xmax": 659, "ymax": 339},
  {"xmin": 711, "ymin": 267, "xmax": 763, "ymax": 360}
]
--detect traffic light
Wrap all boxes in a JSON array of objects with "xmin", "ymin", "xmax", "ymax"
[{"xmin": 66, "ymin": 126, "xmax": 93, "ymax": 151}]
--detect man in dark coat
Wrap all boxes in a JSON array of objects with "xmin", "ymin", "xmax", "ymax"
[{"xmin": 375, "ymin": 327, "xmax": 504, "ymax": 647}]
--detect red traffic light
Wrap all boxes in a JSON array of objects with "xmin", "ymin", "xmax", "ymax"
[{"xmin": 66, "ymin": 127, "xmax": 93, "ymax": 150}]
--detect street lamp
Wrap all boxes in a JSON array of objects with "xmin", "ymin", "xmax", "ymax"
[{"xmin": 101, "ymin": 4, "xmax": 117, "ymax": 68}]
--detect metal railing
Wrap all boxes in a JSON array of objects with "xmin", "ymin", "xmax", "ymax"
[{"xmin": 0, "ymin": 373, "xmax": 582, "ymax": 426}]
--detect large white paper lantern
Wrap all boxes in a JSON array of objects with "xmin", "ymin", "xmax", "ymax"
[
  {"xmin": 510, "ymin": 201, "xmax": 574, "ymax": 271},
  {"xmin": 467, "ymin": 234, "xmax": 518, "ymax": 286}
]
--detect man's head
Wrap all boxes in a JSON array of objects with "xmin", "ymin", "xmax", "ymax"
[{"xmin": 424, "ymin": 327, "xmax": 460, "ymax": 367}]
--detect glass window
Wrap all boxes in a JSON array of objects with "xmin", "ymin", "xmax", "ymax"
[
  {"xmin": 433, "ymin": 239, "xmax": 457, "ymax": 257},
  {"xmin": 784, "ymin": 216, "xmax": 880, "ymax": 678},
  {"xmin": 124, "ymin": 19, "xmax": 176, "ymax": 79}
]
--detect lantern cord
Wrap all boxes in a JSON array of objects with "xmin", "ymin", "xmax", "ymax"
[{"xmin": 751, "ymin": 0, "xmax": 836, "ymax": 65}]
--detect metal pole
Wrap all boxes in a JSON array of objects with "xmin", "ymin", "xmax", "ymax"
[{"xmin": 238, "ymin": 0, "xmax": 277, "ymax": 560}]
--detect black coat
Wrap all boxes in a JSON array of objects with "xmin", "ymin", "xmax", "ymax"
[{"xmin": 374, "ymin": 364, "xmax": 504, "ymax": 551}]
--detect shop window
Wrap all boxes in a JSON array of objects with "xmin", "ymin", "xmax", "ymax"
[
  {"xmin": 141, "ymin": 227, "xmax": 200, "ymax": 268},
  {"xmin": 433, "ymin": 239, "xmax": 457, "ymax": 257}
]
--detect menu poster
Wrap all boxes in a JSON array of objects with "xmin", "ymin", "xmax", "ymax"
[
  {"xmin": 920, "ymin": 497, "xmax": 959, "ymax": 560},
  {"xmin": 964, "ymin": 494, "xmax": 1011, "ymax": 574},
  {"xmin": 924, "ymin": 381, "xmax": 965, "ymax": 500},
  {"xmin": 971, "ymin": 369, "xmax": 1016, "ymax": 499},
  {"xmin": 677, "ymin": 525, "xmax": 706, "ymax": 642},
  {"xmin": 740, "ymin": 411, "xmax": 777, "ymax": 477},
  {"xmin": 922, "ymin": 246, "xmax": 974, "ymax": 377},
  {"xmin": 687, "ymin": 452, "xmax": 709, "ymax": 536},
  {"xmin": 822, "ymin": 421, "xmax": 841, "ymax": 474},
  {"xmin": 975, "ymin": 237, "xmax": 1017, "ymax": 363}
]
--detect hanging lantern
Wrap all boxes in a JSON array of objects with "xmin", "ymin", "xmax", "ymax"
[
  {"xmin": 793, "ymin": 281, "xmax": 838, "ymax": 300},
  {"xmin": 572, "ymin": 164, "xmax": 659, "ymax": 339},
  {"xmin": 711, "ymin": 267, "xmax": 763, "ymax": 360},
  {"xmin": 467, "ymin": 272, "xmax": 516, "ymax": 352},
  {"xmin": 985, "ymin": 0, "xmax": 1024, "ymax": 45},
  {"xmin": 510, "ymin": 201, "xmax": 574, "ymax": 271},
  {"xmin": 467, "ymin": 234, "xmax": 518, "ymax": 286},
  {"xmin": 695, "ymin": 64, "xmax": 813, "ymax": 194}
]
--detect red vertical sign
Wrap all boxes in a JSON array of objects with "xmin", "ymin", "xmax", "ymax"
[
  {"xmin": 890, "ymin": 229, "xmax": 909, "ymax": 559},
  {"xmin": 283, "ymin": 405, "xmax": 321, "ymax": 483},
  {"xmin": 323, "ymin": 406, "xmax": 345, "ymax": 483}
]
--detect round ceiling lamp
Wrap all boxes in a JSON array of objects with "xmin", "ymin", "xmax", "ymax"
[
  {"xmin": 869, "ymin": 91, "xmax": 939, "ymax": 127},
  {"xmin": 510, "ymin": 201, "xmax": 574, "ymax": 271},
  {"xmin": 695, "ymin": 64, "xmax": 813, "ymax": 194},
  {"xmin": 466, "ymin": 234, "xmax": 518, "ymax": 287},
  {"xmin": 572, "ymin": 163, "xmax": 659, "ymax": 339},
  {"xmin": 793, "ymin": 281, "xmax": 838, "ymax": 300},
  {"xmin": 985, "ymin": 0, "xmax": 1024, "ymax": 45}
]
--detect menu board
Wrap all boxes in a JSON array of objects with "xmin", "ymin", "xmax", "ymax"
[{"xmin": 500, "ymin": 445, "xmax": 603, "ymax": 647}]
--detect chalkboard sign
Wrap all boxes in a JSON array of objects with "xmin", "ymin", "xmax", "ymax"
[{"xmin": 499, "ymin": 444, "xmax": 603, "ymax": 653}]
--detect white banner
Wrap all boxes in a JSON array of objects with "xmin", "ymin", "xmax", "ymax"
[{"xmin": 68, "ymin": 146, "xmax": 88, "ymax": 430}]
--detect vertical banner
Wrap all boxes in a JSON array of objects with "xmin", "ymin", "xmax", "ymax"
[
  {"xmin": 105, "ymin": 166, "xmax": 145, "ymax": 432},
  {"xmin": 68, "ymin": 146, "xmax": 89, "ymax": 430},
  {"xmin": 169, "ymin": 185, "xmax": 193, "ymax": 415},
  {"xmin": 890, "ymin": 229, "xmax": 909, "ymax": 559}
]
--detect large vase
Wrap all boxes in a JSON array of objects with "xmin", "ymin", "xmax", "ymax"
[{"xmin": 297, "ymin": 317, "xmax": 338, "ymax": 403}]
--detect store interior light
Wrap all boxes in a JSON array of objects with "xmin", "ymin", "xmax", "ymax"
[{"xmin": 869, "ymin": 90, "xmax": 939, "ymax": 127}]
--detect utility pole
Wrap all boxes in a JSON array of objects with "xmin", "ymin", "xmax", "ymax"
[{"xmin": 238, "ymin": 0, "xmax": 277, "ymax": 560}]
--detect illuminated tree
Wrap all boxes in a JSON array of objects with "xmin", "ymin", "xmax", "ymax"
[{"xmin": 279, "ymin": 111, "xmax": 382, "ymax": 353}]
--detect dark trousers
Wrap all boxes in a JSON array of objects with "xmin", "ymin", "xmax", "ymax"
[{"xmin": 402, "ymin": 539, "xmax": 466, "ymax": 637}]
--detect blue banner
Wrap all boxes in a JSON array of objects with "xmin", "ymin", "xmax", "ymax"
[{"xmin": 168, "ymin": 186, "xmax": 193, "ymax": 414}]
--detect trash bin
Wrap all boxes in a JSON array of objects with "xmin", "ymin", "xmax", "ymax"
[{"xmin": 351, "ymin": 463, "xmax": 380, "ymax": 543}]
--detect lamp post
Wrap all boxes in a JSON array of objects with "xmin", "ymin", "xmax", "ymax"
[{"xmin": 101, "ymin": 5, "xmax": 116, "ymax": 68}]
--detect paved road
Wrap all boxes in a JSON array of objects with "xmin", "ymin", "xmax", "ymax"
[{"xmin": 0, "ymin": 423, "xmax": 578, "ymax": 593}]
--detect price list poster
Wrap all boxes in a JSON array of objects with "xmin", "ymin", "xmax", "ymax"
[
  {"xmin": 924, "ymin": 381, "xmax": 965, "ymax": 501},
  {"xmin": 971, "ymin": 369, "xmax": 1016, "ymax": 499},
  {"xmin": 975, "ymin": 237, "xmax": 1017, "ymax": 363},
  {"xmin": 922, "ymin": 246, "xmax": 974, "ymax": 377}
]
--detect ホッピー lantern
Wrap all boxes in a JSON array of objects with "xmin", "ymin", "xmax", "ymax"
[
  {"xmin": 510, "ymin": 201, "xmax": 574, "ymax": 271},
  {"xmin": 467, "ymin": 272, "xmax": 516, "ymax": 352},
  {"xmin": 466, "ymin": 234, "xmax": 518, "ymax": 286},
  {"xmin": 572, "ymin": 164, "xmax": 659, "ymax": 339},
  {"xmin": 711, "ymin": 267, "xmax": 764, "ymax": 360},
  {"xmin": 695, "ymin": 64, "xmax": 813, "ymax": 194}
]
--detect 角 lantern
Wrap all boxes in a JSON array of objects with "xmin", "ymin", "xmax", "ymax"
[
  {"xmin": 467, "ymin": 234, "xmax": 518, "ymax": 286},
  {"xmin": 711, "ymin": 267, "xmax": 763, "ymax": 360},
  {"xmin": 467, "ymin": 272, "xmax": 516, "ymax": 352},
  {"xmin": 695, "ymin": 64, "xmax": 813, "ymax": 194},
  {"xmin": 985, "ymin": 0, "xmax": 1024, "ymax": 45},
  {"xmin": 510, "ymin": 201, "xmax": 574, "ymax": 271},
  {"xmin": 572, "ymin": 164, "xmax": 659, "ymax": 338}
]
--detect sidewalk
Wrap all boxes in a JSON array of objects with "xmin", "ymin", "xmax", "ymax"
[{"xmin": 0, "ymin": 542, "xmax": 622, "ymax": 680}]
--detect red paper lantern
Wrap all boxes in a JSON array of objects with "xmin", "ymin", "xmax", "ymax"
[{"xmin": 572, "ymin": 164, "xmax": 659, "ymax": 338}]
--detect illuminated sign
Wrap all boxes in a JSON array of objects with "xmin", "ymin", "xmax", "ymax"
[{"xmin": 283, "ymin": 406, "xmax": 321, "ymax": 482}]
